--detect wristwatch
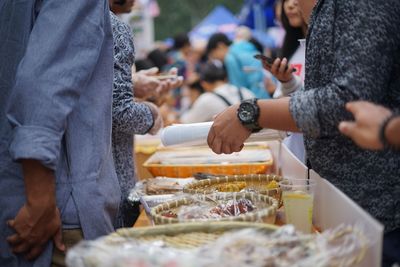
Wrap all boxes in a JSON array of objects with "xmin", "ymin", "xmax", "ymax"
[{"xmin": 237, "ymin": 98, "xmax": 262, "ymax": 133}]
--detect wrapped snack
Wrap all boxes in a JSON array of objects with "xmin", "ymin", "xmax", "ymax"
[
  {"xmin": 177, "ymin": 197, "xmax": 257, "ymax": 220},
  {"xmin": 146, "ymin": 178, "xmax": 183, "ymax": 195},
  {"xmin": 66, "ymin": 224, "xmax": 368, "ymax": 267},
  {"xmin": 151, "ymin": 192, "xmax": 278, "ymax": 225},
  {"xmin": 214, "ymin": 182, "xmax": 247, "ymax": 192}
]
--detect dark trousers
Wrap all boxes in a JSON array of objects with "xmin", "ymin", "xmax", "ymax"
[
  {"xmin": 51, "ymin": 229, "xmax": 84, "ymax": 267},
  {"xmin": 382, "ymin": 228, "xmax": 400, "ymax": 267},
  {"xmin": 121, "ymin": 200, "xmax": 141, "ymax": 228}
]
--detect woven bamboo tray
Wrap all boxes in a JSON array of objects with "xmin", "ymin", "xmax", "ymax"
[
  {"xmin": 150, "ymin": 192, "xmax": 278, "ymax": 225},
  {"xmin": 183, "ymin": 174, "xmax": 283, "ymax": 199},
  {"xmin": 112, "ymin": 221, "xmax": 278, "ymax": 249}
]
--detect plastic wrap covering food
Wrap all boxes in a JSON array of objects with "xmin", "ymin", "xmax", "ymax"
[
  {"xmin": 176, "ymin": 197, "xmax": 257, "ymax": 221},
  {"xmin": 129, "ymin": 177, "xmax": 196, "ymax": 200},
  {"xmin": 151, "ymin": 192, "xmax": 278, "ymax": 225},
  {"xmin": 143, "ymin": 144, "xmax": 273, "ymax": 178},
  {"xmin": 66, "ymin": 225, "xmax": 368, "ymax": 267}
]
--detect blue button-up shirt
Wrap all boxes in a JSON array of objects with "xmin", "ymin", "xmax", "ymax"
[{"xmin": 0, "ymin": 0, "xmax": 120, "ymax": 266}]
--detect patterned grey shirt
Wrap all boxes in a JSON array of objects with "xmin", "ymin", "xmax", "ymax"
[
  {"xmin": 110, "ymin": 12, "xmax": 153, "ymax": 228},
  {"xmin": 289, "ymin": 0, "xmax": 400, "ymax": 231}
]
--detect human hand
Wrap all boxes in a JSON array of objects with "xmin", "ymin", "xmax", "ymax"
[
  {"xmin": 263, "ymin": 57, "xmax": 295, "ymax": 83},
  {"xmin": 133, "ymin": 67, "xmax": 161, "ymax": 99},
  {"xmin": 145, "ymin": 101, "xmax": 163, "ymax": 135},
  {"xmin": 7, "ymin": 160, "xmax": 64, "ymax": 260},
  {"xmin": 338, "ymin": 101, "xmax": 392, "ymax": 150},
  {"xmin": 148, "ymin": 67, "xmax": 184, "ymax": 106},
  {"xmin": 159, "ymin": 67, "xmax": 184, "ymax": 95},
  {"xmin": 207, "ymin": 104, "xmax": 251, "ymax": 154},
  {"xmin": 134, "ymin": 67, "xmax": 184, "ymax": 106}
]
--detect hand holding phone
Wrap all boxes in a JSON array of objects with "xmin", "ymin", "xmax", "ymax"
[
  {"xmin": 254, "ymin": 54, "xmax": 275, "ymax": 67},
  {"xmin": 254, "ymin": 54, "xmax": 296, "ymax": 83},
  {"xmin": 254, "ymin": 54, "xmax": 296, "ymax": 73}
]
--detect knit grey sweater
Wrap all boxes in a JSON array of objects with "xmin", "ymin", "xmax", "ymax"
[{"xmin": 289, "ymin": 0, "xmax": 400, "ymax": 231}]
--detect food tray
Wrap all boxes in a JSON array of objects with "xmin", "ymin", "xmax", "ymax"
[
  {"xmin": 150, "ymin": 192, "xmax": 278, "ymax": 225},
  {"xmin": 183, "ymin": 174, "xmax": 283, "ymax": 200},
  {"xmin": 113, "ymin": 221, "xmax": 277, "ymax": 249},
  {"xmin": 67, "ymin": 223, "xmax": 366, "ymax": 267},
  {"xmin": 140, "ymin": 194, "xmax": 176, "ymax": 215},
  {"xmin": 143, "ymin": 144, "xmax": 273, "ymax": 178}
]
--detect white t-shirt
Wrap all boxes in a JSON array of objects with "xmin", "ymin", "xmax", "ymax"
[
  {"xmin": 180, "ymin": 83, "xmax": 255, "ymax": 123},
  {"xmin": 273, "ymin": 40, "xmax": 306, "ymax": 163},
  {"xmin": 273, "ymin": 41, "xmax": 306, "ymax": 98}
]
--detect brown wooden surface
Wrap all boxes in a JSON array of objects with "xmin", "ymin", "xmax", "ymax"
[
  {"xmin": 135, "ymin": 152, "xmax": 154, "ymax": 180},
  {"xmin": 133, "ymin": 209, "xmax": 152, "ymax": 227}
]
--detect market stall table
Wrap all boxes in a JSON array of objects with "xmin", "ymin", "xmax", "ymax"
[{"xmin": 133, "ymin": 209, "xmax": 152, "ymax": 227}]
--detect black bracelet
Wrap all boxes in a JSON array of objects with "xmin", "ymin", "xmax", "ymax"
[{"xmin": 378, "ymin": 113, "xmax": 399, "ymax": 150}]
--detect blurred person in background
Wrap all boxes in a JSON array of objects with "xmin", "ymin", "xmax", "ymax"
[
  {"xmin": 262, "ymin": 0, "xmax": 308, "ymax": 163},
  {"xmin": 206, "ymin": 29, "xmax": 270, "ymax": 99},
  {"xmin": 180, "ymin": 62, "xmax": 254, "ymax": 123},
  {"xmin": 147, "ymin": 48, "xmax": 169, "ymax": 71},
  {"xmin": 206, "ymin": 1, "xmax": 400, "ymax": 265},
  {"xmin": 1, "ymin": 1, "xmax": 120, "ymax": 266},
  {"xmin": 166, "ymin": 33, "xmax": 192, "ymax": 78},
  {"xmin": 164, "ymin": 33, "xmax": 192, "ymax": 111},
  {"xmin": 269, "ymin": 0, "xmax": 307, "ymax": 98},
  {"xmin": 185, "ymin": 79, "xmax": 205, "ymax": 109}
]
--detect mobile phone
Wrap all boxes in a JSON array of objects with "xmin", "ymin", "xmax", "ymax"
[
  {"xmin": 254, "ymin": 54, "xmax": 275, "ymax": 66},
  {"xmin": 154, "ymin": 74, "xmax": 178, "ymax": 80},
  {"xmin": 254, "ymin": 54, "xmax": 296, "ymax": 72}
]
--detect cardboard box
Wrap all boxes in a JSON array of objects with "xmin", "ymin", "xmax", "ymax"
[{"xmin": 274, "ymin": 140, "xmax": 384, "ymax": 267}]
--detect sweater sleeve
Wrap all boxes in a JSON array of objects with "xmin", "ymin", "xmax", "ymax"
[
  {"xmin": 112, "ymin": 89, "xmax": 154, "ymax": 135},
  {"xmin": 111, "ymin": 13, "xmax": 154, "ymax": 135},
  {"xmin": 289, "ymin": 0, "xmax": 400, "ymax": 138}
]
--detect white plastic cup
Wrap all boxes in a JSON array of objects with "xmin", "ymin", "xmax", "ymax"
[{"xmin": 279, "ymin": 179, "xmax": 316, "ymax": 233}]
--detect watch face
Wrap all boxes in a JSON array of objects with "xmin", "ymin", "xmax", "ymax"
[{"xmin": 238, "ymin": 102, "xmax": 255, "ymax": 123}]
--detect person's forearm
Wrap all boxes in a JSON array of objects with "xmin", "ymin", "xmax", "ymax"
[
  {"xmin": 258, "ymin": 97, "xmax": 300, "ymax": 132},
  {"xmin": 385, "ymin": 116, "xmax": 400, "ymax": 148},
  {"xmin": 21, "ymin": 159, "xmax": 56, "ymax": 207}
]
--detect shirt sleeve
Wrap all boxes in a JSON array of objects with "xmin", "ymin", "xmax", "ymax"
[
  {"xmin": 6, "ymin": 0, "xmax": 108, "ymax": 170},
  {"xmin": 289, "ymin": 0, "xmax": 400, "ymax": 138}
]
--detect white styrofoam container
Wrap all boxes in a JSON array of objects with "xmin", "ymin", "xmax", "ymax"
[{"xmin": 269, "ymin": 140, "xmax": 383, "ymax": 267}]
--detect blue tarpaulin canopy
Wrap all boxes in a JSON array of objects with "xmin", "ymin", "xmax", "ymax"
[
  {"xmin": 189, "ymin": 5, "xmax": 239, "ymax": 42},
  {"xmin": 189, "ymin": 4, "xmax": 277, "ymax": 48}
]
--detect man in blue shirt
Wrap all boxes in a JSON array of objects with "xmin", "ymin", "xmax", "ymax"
[{"xmin": 0, "ymin": 1, "xmax": 120, "ymax": 266}]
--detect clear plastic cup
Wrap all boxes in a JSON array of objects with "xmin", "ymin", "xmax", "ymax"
[{"xmin": 279, "ymin": 179, "xmax": 316, "ymax": 233}]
